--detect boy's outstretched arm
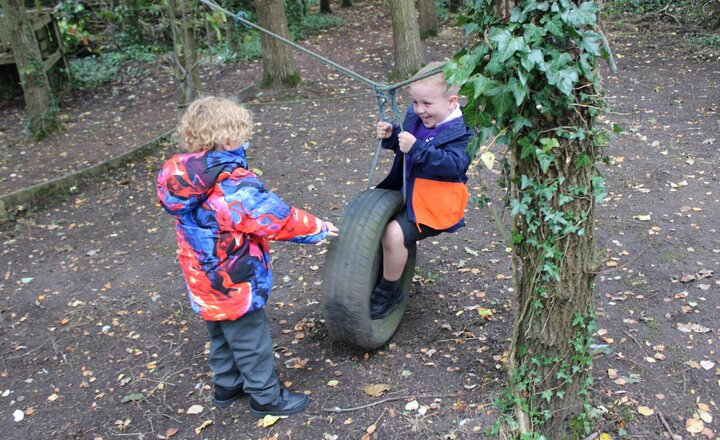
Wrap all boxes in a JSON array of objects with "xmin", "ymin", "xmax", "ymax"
[{"xmin": 219, "ymin": 177, "xmax": 337, "ymax": 243}]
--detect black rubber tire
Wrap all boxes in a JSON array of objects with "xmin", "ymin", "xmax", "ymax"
[{"xmin": 322, "ymin": 188, "xmax": 416, "ymax": 350}]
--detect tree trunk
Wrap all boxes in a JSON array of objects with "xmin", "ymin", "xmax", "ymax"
[
  {"xmin": 320, "ymin": 0, "xmax": 332, "ymax": 13},
  {"xmin": 508, "ymin": 109, "xmax": 598, "ymax": 436},
  {"xmin": 255, "ymin": 0, "xmax": 300, "ymax": 88},
  {"xmin": 417, "ymin": 0, "xmax": 438, "ymax": 38},
  {"xmin": 341, "ymin": 0, "xmax": 352, "ymax": 7},
  {"xmin": 388, "ymin": 0, "xmax": 425, "ymax": 79},
  {"xmin": 0, "ymin": 0, "xmax": 59, "ymax": 140},
  {"xmin": 499, "ymin": 0, "xmax": 599, "ymax": 434},
  {"xmin": 168, "ymin": 0, "xmax": 201, "ymax": 114}
]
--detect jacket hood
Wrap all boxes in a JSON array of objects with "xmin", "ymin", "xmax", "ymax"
[{"xmin": 157, "ymin": 146, "xmax": 248, "ymax": 215}]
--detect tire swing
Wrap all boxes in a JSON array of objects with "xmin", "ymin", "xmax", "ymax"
[
  {"xmin": 193, "ymin": 0, "xmax": 446, "ymax": 350},
  {"xmin": 321, "ymin": 188, "xmax": 416, "ymax": 350}
]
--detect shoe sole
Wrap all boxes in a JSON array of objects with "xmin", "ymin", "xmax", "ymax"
[
  {"xmin": 370, "ymin": 291, "xmax": 405, "ymax": 320},
  {"xmin": 250, "ymin": 397, "xmax": 310, "ymax": 417},
  {"xmin": 214, "ymin": 393, "xmax": 246, "ymax": 409}
]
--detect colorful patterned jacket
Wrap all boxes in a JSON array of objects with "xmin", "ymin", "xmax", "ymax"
[{"xmin": 157, "ymin": 147, "xmax": 328, "ymax": 321}]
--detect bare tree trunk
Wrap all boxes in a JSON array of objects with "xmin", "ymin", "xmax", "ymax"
[
  {"xmin": 168, "ymin": 0, "xmax": 201, "ymax": 114},
  {"xmin": 320, "ymin": 0, "xmax": 332, "ymax": 13},
  {"xmin": 388, "ymin": 0, "xmax": 425, "ymax": 79},
  {"xmin": 0, "ymin": 0, "xmax": 59, "ymax": 140},
  {"xmin": 417, "ymin": 0, "xmax": 438, "ymax": 38},
  {"xmin": 255, "ymin": 0, "xmax": 300, "ymax": 88}
]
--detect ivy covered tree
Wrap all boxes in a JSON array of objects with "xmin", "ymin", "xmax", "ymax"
[{"xmin": 448, "ymin": 0, "xmax": 613, "ymax": 437}]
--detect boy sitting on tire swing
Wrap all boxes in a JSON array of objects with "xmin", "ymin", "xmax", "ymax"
[{"xmin": 372, "ymin": 61, "xmax": 473, "ymax": 320}]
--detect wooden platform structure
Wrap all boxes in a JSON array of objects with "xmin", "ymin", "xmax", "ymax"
[{"xmin": 0, "ymin": 8, "xmax": 69, "ymax": 96}]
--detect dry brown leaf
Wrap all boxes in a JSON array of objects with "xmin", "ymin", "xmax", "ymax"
[
  {"xmin": 637, "ymin": 406, "xmax": 654, "ymax": 416},
  {"xmin": 363, "ymin": 384, "xmax": 390, "ymax": 397},
  {"xmin": 686, "ymin": 418, "xmax": 704, "ymax": 434}
]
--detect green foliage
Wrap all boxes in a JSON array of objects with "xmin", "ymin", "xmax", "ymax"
[
  {"xmin": 67, "ymin": 46, "xmax": 158, "ymax": 89},
  {"xmin": 690, "ymin": 34, "xmax": 720, "ymax": 49},
  {"xmin": 57, "ymin": 0, "xmax": 93, "ymax": 54}
]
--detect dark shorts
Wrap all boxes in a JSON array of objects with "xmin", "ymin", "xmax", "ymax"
[{"xmin": 393, "ymin": 208, "xmax": 442, "ymax": 248}]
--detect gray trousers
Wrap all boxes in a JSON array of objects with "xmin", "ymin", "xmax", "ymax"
[{"xmin": 205, "ymin": 308, "xmax": 280, "ymax": 405}]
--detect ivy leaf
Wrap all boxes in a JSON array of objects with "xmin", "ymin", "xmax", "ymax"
[
  {"xmin": 591, "ymin": 174, "xmax": 606, "ymax": 202},
  {"xmin": 521, "ymin": 49, "xmax": 546, "ymax": 72},
  {"xmin": 541, "ymin": 389, "xmax": 553, "ymax": 402},
  {"xmin": 543, "ymin": 17, "xmax": 563, "ymax": 37},
  {"xmin": 523, "ymin": 23, "xmax": 546, "ymax": 44},
  {"xmin": 520, "ymin": 175, "xmax": 533, "ymax": 190},
  {"xmin": 548, "ymin": 67, "xmax": 579, "ymax": 95},
  {"xmin": 507, "ymin": 77, "xmax": 527, "ymax": 106},
  {"xmin": 561, "ymin": 1, "xmax": 599, "ymax": 27},
  {"xmin": 492, "ymin": 91, "xmax": 515, "ymax": 119},
  {"xmin": 469, "ymin": 74, "xmax": 499, "ymax": 99}
]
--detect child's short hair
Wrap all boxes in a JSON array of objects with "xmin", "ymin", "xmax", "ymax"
[
  {"xmin": 413, "ymin": 61, "xmax": 460, "ymax": 97},
  {"xmin": 179, "ymin": 96, "xmax": 253, "ymax": 152}
]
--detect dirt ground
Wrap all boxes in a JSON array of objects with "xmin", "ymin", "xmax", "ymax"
[{"xmin": 1, "ymin": 2, "xmax": 719, "ymax": 439}]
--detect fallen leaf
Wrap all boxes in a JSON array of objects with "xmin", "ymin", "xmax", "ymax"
[
  {"xmin": 258, "ymin": 415, "xmax": 281, "ymax": 428},
  {"xmin": 120, "ymin": 392, "xmax": 143, "ymax": 403},
  {"xmin": 686, "ymin": 418, "xmax": 704, "ymax": 434},
  {"xmin": 366, "ymin": 423, "xmax": 377, "ymax": 434},
  {"xmin": 405, "ymin": 400, "xmax": 419, "ymax": 411},
  {"xmin": 13, "ymin": 409, "xmax": 24, "ymax": 422},
  {"xmin": 327, "ymin": 380, "xmax": 339, "ymax": 387},
  {"xmin": 194, "ymin": 420, "xmax": 213, "ymax": 435},
  {"xmin": 676, "ymin": 322, "xmax": 711, "ymax": 333},
  {"xmin": 637, "ymin": 406, "xmax": 654, "ymax": 416},
  {"xmin": 633, "ymin": 214, "xmax": 651, "ymax": 221},
  {"xmin": 363, "ymin": 384, "xmax": 391, "ymax": 397},
  {"xmin": 700, "ymin": 360, "xmax": 715, "ymax": 370},
  {"xmin": 47, "ymin": 393, "xmax": 59, "ymax": 402},
  {"xmin": 186, "ymin": 404, "xmax": 203, "ymax": 415}
]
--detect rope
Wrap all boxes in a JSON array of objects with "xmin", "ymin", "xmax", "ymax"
[{"xmin": 198, "ymin": 0, "xmax": 443, "ymax": 202}]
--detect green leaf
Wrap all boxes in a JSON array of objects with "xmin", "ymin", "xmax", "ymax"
[
  {"xmin": 541, "ymin": 390, "xmax": 553, "ymax": 402},
  {"xmin": 492, "ymin": 91, "xmax": 515, "ymax": 119},
  {"xmin": 496, "ymin": 36, "xmax": 528, "ymax": 63},
  {"xmin": 548, "ymin": 67, "xmax": 579, "ymax": 95},
  {"xmin": 468, "ymin": 74, "xmax": 499, "ymax": 99},
  {"xmin": 521, "ymin": 49, "xmax": 546, "ymax": 71},
  {"xmin": 523, "ymin": 23, "xmax": 546, "ymax": 44},
  {"xmin": 520, "ymin": 175, "xmax": 533, "ymax": 190},
  {"xmin": 507, "ymin": 77, "xmax": 527, "ymax": 106},
  {"xmin": 121, "ymin": 392, "xmax": 144, "ymax": 403},
  {"xmin": 561, "ymin": 1, "xmax": 599, "ymax": 27}
]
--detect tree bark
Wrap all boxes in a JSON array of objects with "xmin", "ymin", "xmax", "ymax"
[
  {"xmin": 320, "ymin": 0, "xmax": 332, "ymax": 13},
  {"xmin": 417, "ymin": 0, "xmax": 438, "ymax": 38},
  {"xmin": 255, "ymin": 0, "xmax": 300, "ymax": 88},
  {"xmin": 507, "ymin": 106, "xmax": 598, "ymax": 437},
  {"xmin": 0, "ymin": 0, "xmax": 59, "ymax": 140},
  {"xmin": 168, "ymin": 0, "xmax": 201, "ymax": 114},
  {"xmin": 388, "ymin": 0, "xmax": 425, "ymax": 79}
]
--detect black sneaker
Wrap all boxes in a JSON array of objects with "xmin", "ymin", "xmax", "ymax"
[
  {"xmin": 250, "ymin": 388, "xmax": 309, "ymax": 417},
  {"xmin": 370, "ymin": 285, "xmax": 405, "ymax": 320},
  {"xmin": 213, "ymin": 384, "xmax": 245, "ymax": 409}
]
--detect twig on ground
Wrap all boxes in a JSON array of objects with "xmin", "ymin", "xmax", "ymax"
[
  {"xmin": 322, "ymin": 393, "xmax": 456, "ymax": 413},
  {"xmin": 657, "ymin": 411, "xmax": 680, "ymax": 440},
  {"xmin": 622, "ymin": 330, "xmax": 648, "ymax": 357}
]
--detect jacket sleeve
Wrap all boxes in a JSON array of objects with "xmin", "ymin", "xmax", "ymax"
[
  {"xmin": 408, "ymin": 135, "xmax": 471, "ymax": 178},
  {"xmin": 219, "ymin": 177, "xmax": 328, "ymax": 244}
]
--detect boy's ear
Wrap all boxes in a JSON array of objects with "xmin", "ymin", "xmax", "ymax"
[{"xmin": 448, "ymin": 94, "xmax": 459, "ymax": 107}]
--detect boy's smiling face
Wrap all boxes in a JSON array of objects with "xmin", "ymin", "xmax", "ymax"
[{"xmin": 409, "ymin": 79, "xmax": 459, "ymax": 128}]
